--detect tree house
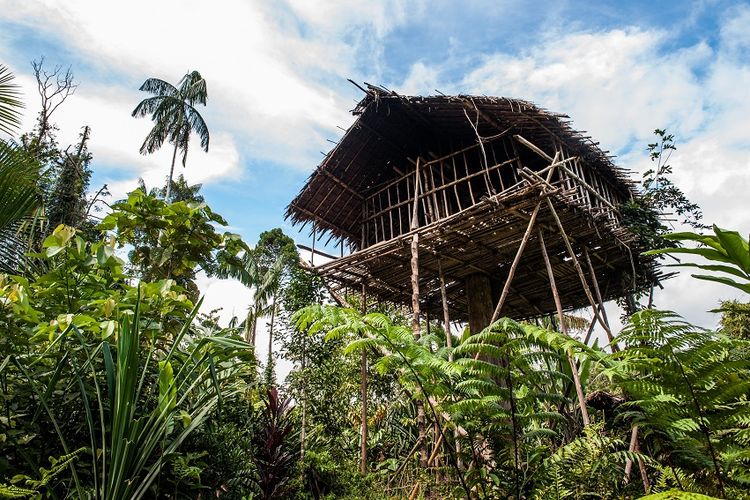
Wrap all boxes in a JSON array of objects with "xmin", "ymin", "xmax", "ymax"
[{"xmin": 286, "ymin": 87, "xmax": 656, "ymax": 337}]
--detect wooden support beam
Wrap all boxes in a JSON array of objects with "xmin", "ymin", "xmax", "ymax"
[
  {"xmin": 320, "ymin": 169, "xmax": 364, "ymax": 199},
  {"xmin": 460, "ymin": 97, "xmax": 514, "ymax": 139},
  {"xmin": 585, "ymin": 249, "xmax": 618, "ymax": 352},
  {"xmin": 360, "ymin": 283, "xmax": 368, "ymax": 475},
  {"xmin": 489, "ymin": 156, "xmax": 558, "ymax": 323},
  {"xmin": 288, "ymin": 202, "xmax": 359, "ymax": 241},
  {"xmin": 438, "ymin": 260, "xmax": 453, "ymax": 357},
  {"xmin": 489, "ymin": 201, "xmax": 542, "ymax": 323},
  {"xmin": 624, "ymin": 426, "xmax": 651, "ymax": 493},
  {"xmin": 539, "ymin": 228, "xmax": 591, "ymax": 426},
  {"xmin": 545, "ymin": 197, "xmax": 613, "ymax": 339},
  {"xmin": 558, "ymin": 164, "xmax": 617, "ymax": 211},
  {"xmin": 514, "ymin": 134, "xmax": 554, "ymax": 162}
]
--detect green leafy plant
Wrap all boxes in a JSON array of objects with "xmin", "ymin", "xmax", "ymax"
[
  {"xmin": 5, "ymin": 297, "xmax": 253, "ymax": 499},
  {"xmin": 603, "ymin": 309, "xmax": 750, "ymax": 497},
  {"xmin": 645, "ymin": 225, "xmax": 750, "ymax": 294}
]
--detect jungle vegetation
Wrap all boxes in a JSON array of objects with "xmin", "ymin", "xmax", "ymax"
[{"xmin": 0, "ymin": 62, "xmax": 748, "ymax": 499}]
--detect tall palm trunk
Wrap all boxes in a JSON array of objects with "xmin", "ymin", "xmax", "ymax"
[
  {"xmin": 266, "ymin": 295, "xmax": 277, "ymax": 386},
  {"xmin": 165, "ymin": 142, "xmax": 179, "ymax": 201}
]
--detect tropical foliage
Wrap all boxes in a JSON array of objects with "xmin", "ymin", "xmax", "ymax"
[
  {"xmin": 0, "ymin": 60, "xmax": 747, "ymax": 499},
  {"xmin": 132, "ymin": 71, "xmax": 210, "ymax": 200}
]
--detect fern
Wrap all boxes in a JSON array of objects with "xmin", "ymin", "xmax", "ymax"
[
  {"xmin": 532, "ymin": 424, "xmax": 645, "ymax": 499},
  {"xmin": 0, "ymin": 448, "xmax": 86, "ymax": 498},
  {"xmin": 606, "ymin": 309, "xmax": 750, "ymax": 497}
]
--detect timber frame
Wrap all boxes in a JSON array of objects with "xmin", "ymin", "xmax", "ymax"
[
  {"xmin": 287, "ymin": 85, "xmax": 658, "ymax": 486},
  {"xmin": 286, "ymin": 86, "xmax": 658, "ymax": 322}
]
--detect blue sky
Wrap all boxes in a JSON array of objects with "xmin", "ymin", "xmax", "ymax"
[{"xmin": 1, "ymin": 0, "xmax": 749, "ymax": 336}]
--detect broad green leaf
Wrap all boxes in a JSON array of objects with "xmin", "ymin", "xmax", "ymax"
[
  {"xmin": 645, "ymin": 247, "xmax": 734, "ymax": 264},
  {"xmin": 712, "ymin": 225, "xmax": 750, "ymax": 272}
]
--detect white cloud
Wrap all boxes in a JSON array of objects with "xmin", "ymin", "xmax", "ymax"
[
  {"xmin": 459, "ymin": 28, "xmax": 711, "ymax": 153},
  {"xmin": 3, "ymin": 1, "xmax": 748, "ymax": 332},
  {"xmin": 392, "ymin": 15, "xmax": 750, "ymax": 327},
  {"xmin": 400, "ymin": 61, "xmax": 440, "ymax": 95},
  {"xmin": 0, "ymin": 0, "xmax": 422, "ymax": 173}
]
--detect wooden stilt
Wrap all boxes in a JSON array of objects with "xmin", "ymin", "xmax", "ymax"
[
  {"xmin": 584, "ymin": 249, "xmax": 618, "ymax": 351},
  {"xmin": 438, "ymin": 260, "xmax": 453, "ymax": 355},
  {"xmin": 490, "ymin": 201, "xmax": 542, "ymax": 323},
  {"xmin": 407, "ymin": 158, "xmax": 429, "ymax": 469},
  {"xmin": 311, "ymin": 222, "xmax": 316, "ymax": 267},
  {"xmin": 360, "ymin": 283, "xmax": 368, "ymax": 475},
  {"xmin": 539, "ymin": 228, "xmax": 591, "ymax": 426},
  {"xmin": 624, "ymin": 426, "xmax": 650, "ymax": 493},
  {"xmin": 411, "ymin": 233, "xmax": 428, "ymax": 468},
  {"xmin": 544, "ymin": 198, "xmax": 612, "ymax": 338}
]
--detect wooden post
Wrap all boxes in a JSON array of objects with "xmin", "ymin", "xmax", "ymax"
[
  {"xmin": 538, "ymin": 228, "xmax": 591, "ymax": 426},
  {"xmin": 360, "ymin": 283, "xmax": 368, "ymax": 475},
  {"xmin": 490, "ymin": 201, "xmax": 542, "ymax": 323},
  {"xmin": 311, "ymin": 222, "xmax": 316, "ymax": 266},
  {"xmin": 624, "ymin": 426, "xmax": 637, "ymax": 481},
  {"xmin": 408, "ymin": 157, "xmax": 429, "ymax": 469},
  {"xmin": 624, "ymin": 426, "xmax": 651, "ymax": 493},
  {"xmin": 544, "ymin": 198, "xmax": 612, "ymax": 338},
  {"xmin": 489, "ymin": 157, "xmax": 559, "ymax": 323},
  {"xmin": 466, "ymin": 273, "xmax": 495, "ymax": 336},
  {"xmin": 438, "ymin": 260, "xmax": 453, "ymax": 357},
  {"xmin": 411, "ymin": 234, "xmax": 428, "ymax": 468},
  {"xmin": 439, "ymin": 260, "xmax": 464, "ymax": 470},
  {"xmin": 584, "ymin": 249, "xmax": 617, "ymax": 351}
]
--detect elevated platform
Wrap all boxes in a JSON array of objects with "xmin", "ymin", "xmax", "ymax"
[
  {"xmin": 287, "ymin": 88, "xmax": 658, "ymax": 321},
  {"xmin": 313, "ymin": 178, "xmax": 654, "ymax": 321}
]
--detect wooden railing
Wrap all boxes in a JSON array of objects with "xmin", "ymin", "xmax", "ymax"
[{"xmin": 359, "ymin": 136, "xmax": 625, "ymax": 248}]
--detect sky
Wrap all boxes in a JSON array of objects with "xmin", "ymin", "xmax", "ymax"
[{"xmin": 1, "ymin": 0, "xmax": 748, "ymax": 371}]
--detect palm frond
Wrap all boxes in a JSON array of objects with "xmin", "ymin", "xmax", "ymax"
[
  {"xmin": 137, "ymin": 77, "xmax": 178, "ymax": 98},
  {"xmin": 0, "ymin": 64, "xmax": 24, "ymax": 136}
]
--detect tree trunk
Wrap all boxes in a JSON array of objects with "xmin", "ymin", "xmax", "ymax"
[
  {"xmin": 466, "ymin": 273, "xmax": 494, "ymax": 336},
  {"xmin": 266, "ymin": 295, "xmax": 277, "ymax": 386},
  {"xmin": 165, "ymin": 142, "xmax": 179, "ymax": 201},
  {"xmin": 300, "ymin": 335, "xmax": 307, "ymax": 460},
  {"xmin": 251, "ymin": 303, "xmax": 259, "ymax": 345}
]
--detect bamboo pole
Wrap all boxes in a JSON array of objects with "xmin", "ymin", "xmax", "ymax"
[
  {"xmin": 408, "ymin": 158, "xmax": 429, "ymax": 469},
  {"xmin": 624, "ymin": 426, "xmax": 651, "ymax": 493},
  {"xmin": 544, "ymin": 197, "xmax": 613, "ymax": 338},
  {"xmin": 438, "ymin": 260, "xmax": 453, "ymax": 357},
  {"xmin": 539, "ymin": 228, "xmax": 591, "ymax": 426},
  {"xmin": 489, "ymin": 153, "xmax": 560, "ymax": 323},
  {"xmin": 360, "ymin": 283, "xmax": 368, "ymax": 475},
  {"xmin": 584, "ymin": 249, "xmax": 617, "ymax": 351},
  {"xmin": 489, "ymin": 201, "xmax": 542, "ymax": 323},
  {"xmin": 411, "ymin": 233, "xmax": 428, "ymax": 468},
  {"xmin": 388, "ymin": 437, "xmax": 425, "ymax": 485}
]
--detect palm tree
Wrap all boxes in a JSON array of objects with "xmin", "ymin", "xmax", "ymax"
[
  {"xmin": 0, "ymin": 64, "xmax": 42, "ymax": 273},
  {"xmin": 0, "ymin": 64, "xmax": 24, "ymax": 136},
  {"xmin": 132, "ymin": 71, "xmax": 209, "ymax": 200}
]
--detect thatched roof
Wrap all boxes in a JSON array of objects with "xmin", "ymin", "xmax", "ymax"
[{"xmin": 286, "ymin": 86, "xmax": 635, "ymax": 246}]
